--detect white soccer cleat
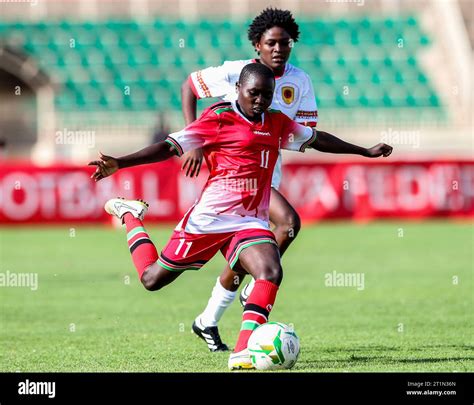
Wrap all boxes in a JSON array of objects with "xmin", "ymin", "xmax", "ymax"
[
  {"xmin": 228, "ymin": 349, "xmax": 255, "ymax": 370},
  {"xmin": 104, "ymin": 197, "xmax": 149, "ymax": 222}
]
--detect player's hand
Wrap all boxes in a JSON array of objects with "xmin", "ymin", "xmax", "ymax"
[
  {"xmin": 365, "ymin": 143, "xmax": 393, "ymax": 158},
  {"xmin": 181, "ymin": 148, "xmax": 203, "ymax": 177},
  {"xmin": 88, "ymin": 152, "xmax": 119, "ymax": 182}
]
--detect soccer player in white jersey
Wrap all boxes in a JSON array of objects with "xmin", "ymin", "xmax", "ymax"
[{"xmin": 181, "ymin": 8, "xmax": 319, "ymax": 351}]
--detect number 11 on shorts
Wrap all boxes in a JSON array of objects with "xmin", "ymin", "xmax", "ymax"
[{"xmin": 175, "ymin": 238, "xmax": 193, "ymax": 258}]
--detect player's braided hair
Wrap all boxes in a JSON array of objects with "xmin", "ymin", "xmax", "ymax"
[
  {"xmin": 248, "ymin": 7, "xmax": 300, "ymax": 46},
  {"xmin": 239, "ymin": 63, "xmax": 275, "ymax": 85}
]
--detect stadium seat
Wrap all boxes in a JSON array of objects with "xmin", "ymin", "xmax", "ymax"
[{"xmin": 0, "ymin": 16, "xmax": 442, "ymax": 113}]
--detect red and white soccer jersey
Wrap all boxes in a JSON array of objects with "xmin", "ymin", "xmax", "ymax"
[
  {"xmin": 188, "ymin": 59, "xmax": 318, "ymax": 189},
  {"xmin": 166, "ymin": 101, "xmax": 316, "ymax": 234}
]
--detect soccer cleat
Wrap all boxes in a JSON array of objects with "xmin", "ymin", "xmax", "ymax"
[
  {"xmin": 239, "ymin": 282, "xmax": 253, "ymax": 307},
  {"xmin": 228, "ymin": 349, "xmax": 255, "ymax": 370},
  {"xmin": 104, "ymin": 197, "xmax": 149, "ymax": 222},
  {"xmin": 192, "ymin": 318, "xmax": 229, "ymax": 352}
]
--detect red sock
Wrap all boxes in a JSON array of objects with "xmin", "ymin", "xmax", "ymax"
[
  {"xmin": 123, "ymin": 213, "xmax": 158, "ymax": 280},
  {"xmin": 234, "ymin": 279, "xmax": 279, "ymax": 352}
]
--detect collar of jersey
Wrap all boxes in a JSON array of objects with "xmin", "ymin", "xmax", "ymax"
[{"xmin": 231, "ymin": 100, "xmax": 265, "ymax": 126}]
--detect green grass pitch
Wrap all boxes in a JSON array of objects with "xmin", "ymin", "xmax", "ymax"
[{"xmin": 0, "ymin": 221, "xmax": 472, "ymax": 372}]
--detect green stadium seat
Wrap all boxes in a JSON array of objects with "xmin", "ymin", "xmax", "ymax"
[
  {"xmin": 58, "ymin": 49, "xmax": 83, "ymax": 66},
  {"xmin": 139, "ymin": 66, "xmax": 158, "ymax": 85},
  {"xmin": 105, "ymin": 47, "xmax": 128, "ymax": 65},
  {"xmin": 429, "ymin": 92, "xmax": 440, "ymax": 107},
  {"xmin": 82, "ymin": 48, "xmax": 106, "ymax": 66},
  {"xmin": 339, "ymin": 85, "xmax": 363, "ymax": 108},
  {"xmin": 407, "ymin": 84, "xmax": 434, "ymax": 106},
  {"xmin": 372, "ymin": 68, "xmax": 396, "ymax": 84},
  {"xmin": 69, "ymin": 27, "xmax": 97, "ymax": 46},
  {"xmin": 99, "ymin": 29, "xmax": 120, "ymax": 46},
  {"xmin": 176, "ymin": 48, "xmax": 201, "ymax": 70},
  {"xmin": 105, "ymin": 91, "xmax": 126, "ymax": 109},
  {"xmin": 35, "ymin": 48, "xmax": 59, "ymax": 67},
  {"xmin": 88, "ymin": 64, "xmax": 114, "ymax": 82},
  {"xmin": 322, "ymin": 72, "xmax": 334, "ymax": 85},
  {"xmin": 214, "ymin": 30, "xmax": 237, "ymax": 47},
  {"xmin": 363, "ymin": 86, "xmax": 386, "ymax": 107},
  {"xmin": 331, "ymin": 67, "xmax": 351, "ymax": 83},
  {"xmin": 193, "ymin": 30, "xmax": 213, "ymax": 46},
  {"xmin": 315, "ymin": 83, "xmax": 336, "ymax": 103},
  {"xmin": 333, "ymin": 28, "xmax": 353, "ymax": 45},
  {"xmin": 0, "ymin": 16, "xmax": 441, "ymax": 113},
  {"xmin": 119, "ymin": 65, "xmax": 142, "ymax": 82},
  {"xmin": 363, "ymin": 47, "xmax": 386, "ymax": 62},
  {"xmin": 387, "ymin": 86, "xmax": 410, "ymax": 107},
  {"xmin": 337, "ymin": 46, "xmax": 359, "ymax": 62}
]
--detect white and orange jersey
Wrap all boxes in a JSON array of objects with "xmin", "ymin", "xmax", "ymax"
[
  {"xmin": 166, "ymin": 101, "xmax": 316, "ymax": 234},
  {"xmin": 188, "ymin": 59, "xmax": 318, "ymax": 189}
]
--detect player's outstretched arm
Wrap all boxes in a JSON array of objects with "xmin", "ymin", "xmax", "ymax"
[
  {"xmin": 88, "ymin": 141, "xmax": 177, "ymax": 182},
  {"xmin": 310, "ymin": 130, "xmax": 393, "ymax": 158},
  {"xmin": 180, "ymin": 79, "xmax": 203, "ymax": 178}
]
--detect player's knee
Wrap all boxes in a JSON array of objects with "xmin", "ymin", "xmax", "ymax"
[
  {"xmin": 260, "ymin": 264, "xmax": 283, "ymax": 286},
  {"xmin": 141, "ymin": 271, "xmax": 162, "ymax": 291},
  {"xmin": 286, "ymin": 211, "xmax": 301, "ymax": 239},
  {"xmin": 277, "ymin": 211, "xmax": 301, "ymax": 241}
]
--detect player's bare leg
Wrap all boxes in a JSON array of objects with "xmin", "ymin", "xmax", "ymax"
[
  {"xmin": 239, "ymin": 188, "xmax": 301, "ymax": 303},
  {"xmin": 268, "ymin": 188, "xmax": 301, "ymax": 255},
  {"xmin": 223, "ymin": 188, "xmax": 300, "ymax": 288},
  {"xmin": 104, "ymin": 198, "xmax": 184, "ymax": 291},
  {"xmin": 140, "ymin": 262, "xmax": 183, "ymax": 291},
  {"xmin": 193, "ymin": 188, "xmax": 300, "ymax": 350},
  {"xmin": 228, "ymin": 242, "xmax": 282, "ymax": 370},
  {"xmin": 219, "ymin": 263, "xmax": 247, "ymax": 292}
]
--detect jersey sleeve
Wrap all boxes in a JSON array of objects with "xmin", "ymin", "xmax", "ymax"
[
  {"xmin": 294, "ymin": 73, "xmax": 318, "ymax": 127},
  {"xmin": 166, "ymin": 110, "xmax": 219, "ymax": 156},
  {"xmin": 280, "ymin": 113, "xmax": 317, "ymax": 153},
  {"xmin": 188, "ymin": 61, "xmax": 234, "ymax": 99}
]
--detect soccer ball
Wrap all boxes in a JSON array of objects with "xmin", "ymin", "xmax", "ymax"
[{"xmin": 248, "ymin": 322, "xmax": 300, "ymax": 370}]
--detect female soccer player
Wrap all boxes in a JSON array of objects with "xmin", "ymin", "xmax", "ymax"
[
  {"xmin": 90, "ymin": 64, "xmax": 392, "ymax": 369},
  {"xmin": 181, "ymin": 8, "xmax": 319, "ymax": 351}
]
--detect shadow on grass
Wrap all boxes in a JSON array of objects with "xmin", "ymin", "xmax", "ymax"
[
  {"xmin": 319, "ymin": 344, "xmax": 474, "ymax": 353},
  {"xmin": 299, "ymin": 344, "xmax": 474, "ymax": 369},
  {"xmin": 347, "ymin": 355, "xmax": 474, "ymax": 364}
]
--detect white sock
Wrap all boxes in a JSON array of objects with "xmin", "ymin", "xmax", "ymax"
[{"xmin": 198, "ymin": 277, "xmax": 237, "ymax": 327}]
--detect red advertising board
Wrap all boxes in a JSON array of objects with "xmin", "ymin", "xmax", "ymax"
[
  {"xmin": 279, "ymin": 161, "xmax": 474, "ymax": 220},
  {"xmin": 0, "ymin": 160, "xmax": 472, "ymax": 223}
]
